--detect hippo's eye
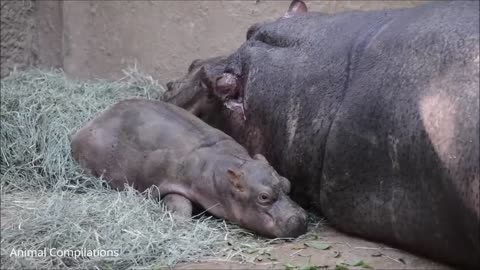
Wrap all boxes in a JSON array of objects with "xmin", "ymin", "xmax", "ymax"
[{"xmin": 257, "ymin": 192, "xmax": 272, "ymax": 205}]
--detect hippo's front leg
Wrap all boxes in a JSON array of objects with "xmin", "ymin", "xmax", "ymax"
[{"xmin": 162, "ymin": 194, "xmax": 193, "ymax": 217}]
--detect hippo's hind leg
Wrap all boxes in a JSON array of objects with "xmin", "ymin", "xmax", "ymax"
[{"xmin": 162, "ymin": 194, "xmax": 193, "ymax": 218}]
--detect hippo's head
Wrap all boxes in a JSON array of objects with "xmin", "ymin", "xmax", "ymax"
[
  {"xmin": 211, "ymin": 153, "xmax": 308, "ymax": 238},
  {"xmin": 164, "ymin": 55, "xmax": 230, "ymax": 123},
  {"xmin": 165, "ymin": 0, "xmax": 309, "ymax": 121}
]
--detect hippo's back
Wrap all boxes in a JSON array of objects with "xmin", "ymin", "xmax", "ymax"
[
  {"xmin": 109, "ymin": 99, "xmax": 232, "ymax": 152},
  {"xmin": 71, "ymin": 99, "xmax": 236, "ymax": 189},
  {"xmin": 320, "ymin": 1, "xmax": 479, "ymax": 268}
]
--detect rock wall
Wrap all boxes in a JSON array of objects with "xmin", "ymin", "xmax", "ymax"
[
  {"xmin": 1, "ymin": 0, "xmax": 427, "ymax": 82},
  {"xmin": 1, "ymin": 0, "xmax": 35, "ymax": 78}
]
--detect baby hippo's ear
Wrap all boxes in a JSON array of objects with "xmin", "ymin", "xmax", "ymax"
[
  {"xmin": 280, "ymin": 176, "xmax": 292, "ymax": 194},
  {"xmin": 253, "ymin": 154, "xmax": 268, "ymax": 163},
  {"xmin": 227, "ymin": 168, "xmax": 245, "ymax": 192}
]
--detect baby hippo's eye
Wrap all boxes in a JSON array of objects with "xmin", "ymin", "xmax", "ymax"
[{"xmin": 257, "ymin": 192, "xmax": 272, "ymax": 205}]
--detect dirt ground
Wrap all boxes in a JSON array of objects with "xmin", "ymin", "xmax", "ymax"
[{"xmin": 172, "ymin": 225, "xmax": 452, "ymax": 270}]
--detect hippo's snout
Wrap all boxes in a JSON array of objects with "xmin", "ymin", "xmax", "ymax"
[{"xmin": 280, "ymin": 212, "xmax": 308, "ymax": 238}]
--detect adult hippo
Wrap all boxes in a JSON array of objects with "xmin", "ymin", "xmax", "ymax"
[
  {"xmin": 165, "ymin": 0, "xmax": 479, "ymax": 269},
  {"xmin": 70, "ymin": 99, "xmax": 307, "ymax": 238}
]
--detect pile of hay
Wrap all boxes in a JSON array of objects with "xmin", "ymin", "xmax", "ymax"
[{"xmin": 1, "ymin": 69, "xmax": 323, "ymax": 270}]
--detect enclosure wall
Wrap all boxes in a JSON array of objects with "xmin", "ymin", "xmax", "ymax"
[{"xmin": 1, "ymin": 0, "xmax": 426, "ymax": 82}]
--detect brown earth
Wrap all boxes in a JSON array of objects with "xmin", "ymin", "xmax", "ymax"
[{"xmin": 172, "ymin": 225, "xmax": 452, "ymax": 270}]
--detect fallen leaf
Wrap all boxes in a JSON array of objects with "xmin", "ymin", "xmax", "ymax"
[
  {"xmin": 371, "ymin": 252, "xmax": 383, "ymax": 257},
  {"xmin": 292, "ymin": 244, "xmax": 307, "ymax": 250},
  {"xmin": 152, "ymin": 264, "xmax": 167, "ymax": 270},
  {"xmin": 335, "ymin": 264, "xmax": 349, "ymax": 270},
  {"xmin": 353, "ymin": 260, "xmax": 372, "ymax": 268},
  {"xmin": 333, "ymin": 251, "xmax": 341, "ymax": 258},
  {"xmin": 299, "ymin": 266, "xmax": 315, "ymax": 270},
  {"xmin": 353, "ymin": 260, "xmax": 364, "ymax": 266},
  {"xmin": 305, "ymin": 241, "xmax": 332, "ymax": 250},
  {"xmin": 300, "ymin": 265, "xmax": 325, "ymax": 270},
  {"xmin": 284, "ymin": 263, "xmax": 296, "ymax": 270}
]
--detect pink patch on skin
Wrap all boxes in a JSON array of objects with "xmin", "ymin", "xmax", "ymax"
[{"xmin": 216, "ymin": 73, "xmax": 238, "ymax": 99}]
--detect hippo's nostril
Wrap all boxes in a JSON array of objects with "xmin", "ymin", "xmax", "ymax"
[
  {"xmin": 166, "ymin": 82, "xmax": 173, "ymax": 91},
  {"xmin": 285, "ymin": 214, "xmax": 308, "ymax": 238}
]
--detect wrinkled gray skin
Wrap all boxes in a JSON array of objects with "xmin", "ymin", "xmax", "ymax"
[
  {"xmin": 165, "ymin": 1, "xmax": 479, "ymax": 269},
  {"xmin": 70, "ymin": 99, "xmax": 307, "ymax": 238}
]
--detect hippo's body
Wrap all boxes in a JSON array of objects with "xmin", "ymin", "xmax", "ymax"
[
  {"xmin": 166, "ymin": 1, "xmax": 479, "ymax": 269},
  {"xmin": 70, "ymin": 99, "xmax": 307, "ymax": 238}
]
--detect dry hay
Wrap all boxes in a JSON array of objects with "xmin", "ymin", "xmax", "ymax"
[{"xmin": 0, "ymin": 69, "xmax": 322, "ymax": 270}]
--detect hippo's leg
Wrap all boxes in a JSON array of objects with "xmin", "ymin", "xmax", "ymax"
[{"xmin": 162, "ymin": 194, "xmax": 193, "ymax": 217}]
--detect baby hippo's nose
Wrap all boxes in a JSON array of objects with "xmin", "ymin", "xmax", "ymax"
[{"xmin": 284, "ymin": 213, "xmax": 308, "ymax": 238}]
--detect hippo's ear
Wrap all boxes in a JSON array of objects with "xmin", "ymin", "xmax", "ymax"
[
  {"xmin": 197, "ymin": 56, "xmax": 230, "ymax": 94},
  {"xmin": 227, "ymin": 168, "xmax": 245, "ymax": 192},
  {"xmin": 280, "ymin": 176, "xmax": 291, "ymax": 194},
  {"xmin": 284, "ymin": 0, "xmax": 308, "ymax": 18},
  {"xmin": 198, "ymin": 67, "xmax": 215, "ymax": 91}
]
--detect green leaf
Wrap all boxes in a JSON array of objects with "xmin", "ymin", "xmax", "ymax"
[
  {"xmin": 353, "ymin": 260, "xmax": 372, "ymax": 268},
  {"xmin": 152, "ymin": 264, "xmax": 167, "ymax": 270},
  {"xmin": 371, "ymin": 252, "xmax": 382, "ymax": 257},
  {"xmin": 300, "ymin": 266, "xmax": 320, "ymax": 270},
  {"xmin": 299, "ymin": 265, "xmax": 329, "ymax": 270},
  {"xmin": 305, "ymin": 241, "xmax": 332, "ymax": 250},
  {"xmin": 292, "ymin": 244, "xmax": 307, "ymax": 250},
  {"xmin": 335, "ymin": 264, "xmax": 349, "ymax": 270},
  {"xmin": 258, "ymin": 248, "xmax": 271, "ymax": 255},
  {"xmin": 284, "ymin": 263, "xmax": 297, "ymax": 270}
]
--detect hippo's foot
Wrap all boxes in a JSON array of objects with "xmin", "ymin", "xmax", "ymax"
[{"xmin": 162, "ymin": 194, "xmax": 193, "ymax": 218}]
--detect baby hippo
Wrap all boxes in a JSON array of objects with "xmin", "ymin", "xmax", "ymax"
[{"xmin": 71, "ymin": 98, "xmax": 307, "ymax": 238}]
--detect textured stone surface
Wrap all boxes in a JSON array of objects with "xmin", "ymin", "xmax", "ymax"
[
  {"xmin": 1, "ymin": 0, "xmax": 35, "ymax": 78},
  {"xmin": 60, "ymin": 0, "xmax": 425, "ymax": 83},
  {"xmin": 0, "ymin": 0, "xmax": 426, "ymax": 80}
]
